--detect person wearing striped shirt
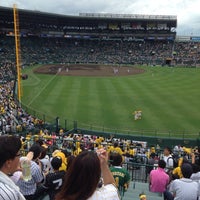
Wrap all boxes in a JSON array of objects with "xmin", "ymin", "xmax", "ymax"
[
  {"xmin": 17, "ymin": 143, "xmax": 44, "ymax": 200},
  {"xmin": 0, "ymin": 135, "xmax": 25, "ymax": 200}
]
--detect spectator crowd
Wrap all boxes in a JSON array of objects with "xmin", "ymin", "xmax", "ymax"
[
  {"xmin": 1, "ymin": 132, "xmax": 200, "ymax": 200},
  {"xmin": 1, "ymin": 35, "xmax": 200, "ymax": 66},
  {"xmin": 0, "ymin": 62, "xmax": 44, "ymax": 135}
]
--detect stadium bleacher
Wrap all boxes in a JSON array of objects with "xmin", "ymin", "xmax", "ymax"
[
  {"xmin": 0, "ymin": 6, "xmax": 199, "ymax": 67},
  {"xmin": 174, "ymin": 41, "xmax": 200, "ymax": 65},
  {"xmin": 1, "ymin": 35, "xmax": 200, "ymax": 66},
  {"xmin": 0, "ymin": 36, "xmax": 172, "ymax": 65},
  {"xmin": 0, "ymin": 62, "xmax": 44, "ymax": 135}
]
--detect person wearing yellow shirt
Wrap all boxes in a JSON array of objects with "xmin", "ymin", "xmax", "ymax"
[
  {"xmin": 39, "ymin": 129, "xmax": 44, "ymax": 137},
  {"xmin": 109, "ymin": 143, "xmax": 123, "ymax": 155},
  {"xmin": 182, "ymin": 147, "xmax": 192, "ymax": 155},
  {"xmin": 95, "ymin": 137, "xmax": 102, "ymax": 147},
  {"xmin": 172, "ymin": 157, "xmax": 183, "ymax": 179},
  {"xmin": 98, "ymin": 144, "xmax": 104, "ymax": 149},
  {"xmin": 124, "ymin": 147, "xmax": 134, "ymax": 157},
  {"xmin": 108, "ymin": 145, "xmax": 114, "ymax": 153},
  {"xmin": 73, "ymin": 147, "xmax": 82, "ymax": 157},
  {"xmin": 113, "ymin": 147, "xmax": 123, "ymax": 155},
  {"xmin": 150, "ymin": 146, "xmax": 156, "ymax": 154},
  {"xmin": 59, "ymin": 129, "xmax": 64, "ymax": 136},
  {"xmin": 128, "ymin": 147, "xmax": 135, "ymax": 157},
  {"xmin": 76, "ymin": 141, "xmax": 80, "ymax": 149},
  {"xmin": 106, "ymin": 145, "xmax": 112, "ymax": 153},
  {"xmin": 99, "ymin": 136, "xmax": 104, "ymax": 142}
]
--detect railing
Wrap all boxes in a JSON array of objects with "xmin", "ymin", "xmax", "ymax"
[
  {"xmin": 125, "ymin": 161, "xmax": 151, "ymax": 184},
  {"xmin": 77, "ymin": 121, "xmax": 200, "ymax": 139}
]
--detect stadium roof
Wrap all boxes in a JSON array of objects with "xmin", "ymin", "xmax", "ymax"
[
  {"xmin": 0, "ymin": 6, "xmax": 177, "ymax": 27},
  {"xmin": 80, "ymin": 13, "xmax": 177, "ymax": 21}
]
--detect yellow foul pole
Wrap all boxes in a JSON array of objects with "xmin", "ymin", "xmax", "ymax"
[{"xmin": 13, "ymin": 4, "xmax": 22, "ymax": 102}]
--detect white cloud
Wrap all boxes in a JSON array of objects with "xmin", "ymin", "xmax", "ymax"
[{"xmin": 0, "ymin": 0, "xmax": 200, "ymax": 35}]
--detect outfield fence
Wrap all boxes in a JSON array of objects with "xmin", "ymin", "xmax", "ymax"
[{"xmin": 77, "ymin": 121, "xmax": 200, "ymax": 138}]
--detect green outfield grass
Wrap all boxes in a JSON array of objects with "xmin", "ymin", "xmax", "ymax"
[{"xmin": 22, "ymin": 65, "xmax": 200, "ymax": 136}]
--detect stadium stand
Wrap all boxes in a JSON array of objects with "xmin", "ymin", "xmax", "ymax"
[
  {"xmin": 0, "ymin": 62, "xmax": 18, "ymax": 134},
  {"xmin": 0, "ymin": 35, "xmax": 174, "ymax": 65},
  {"xmin": 173, "ymin": 41, "xmax": 200, "ymax": 65},
  {"xmin": 0, "ymin": 6, "xmax": 199, "ymax": 67},
  {"xmin": 1, "ymin": 35, "xmax": 200, "ymax": 67},
  {"xmin": 0, "ymin": 6, "xmax": 178, "ymax": 66},
  {"xmin": 0, "ymin": 62, "xmax": 44, "ymax": 135}
]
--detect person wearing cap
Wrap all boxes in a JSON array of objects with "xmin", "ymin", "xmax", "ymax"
[
  {"xmin": 139, "ymin": 193, "xmax": 147, "ymax": 200},
  {"xmin": 52, "ymin": 150, "xmax": 67, "ymax": 171}
]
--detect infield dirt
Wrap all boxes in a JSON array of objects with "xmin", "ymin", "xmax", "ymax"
[{"xmin": 34, "ymin": 64, "xmax": 145, "ymax": 77}]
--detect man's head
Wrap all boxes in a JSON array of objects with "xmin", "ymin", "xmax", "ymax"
[
  {"xmin": 158, "ymin": 160, "xmax": 166, "ymax": 169},
  {"xmin": 51, "ymin": 157, "xmax": 62, "ymax": 171},
  {"xmin": 150, "ymin": 153, "xmax": 156, "ymax": 159},
  {"xmin": 29, "ymin": 143, "xmax": 42, "ymax": 160},
  {"xmin": 114, "ymin": 142, "xmax": 118, "ymax": 148},
  {"xmin": 110, "ymin": 153, "xmax": 122, "ymax": 166},
  {"xmin": 35, "ymin": 139, "xmax": 44, "ymax": 146},
  {"xmin": 164, "ymin": 147, "xmax": 172, "ymax": 156},
  {"xmin": 0, "ymin": 136, "xmax": 21, "ymax": 174},
  {"xmin": 181, "ymin": 163, "xmax": 193, "ymax": 178}
]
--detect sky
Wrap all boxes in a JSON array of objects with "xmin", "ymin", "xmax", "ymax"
[{"xmin": 1, "ymin": 0, "xmax": 200, "ymax": 36}]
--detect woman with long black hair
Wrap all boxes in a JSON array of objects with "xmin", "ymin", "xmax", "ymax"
[{"xmin": 56, "ymin": 149, "xmax": 120, "ymax": 200}]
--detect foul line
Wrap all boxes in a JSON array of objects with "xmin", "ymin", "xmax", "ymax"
[{"xmin": 27, "ymin": 71, "xmax": 59, "ymax": 107}]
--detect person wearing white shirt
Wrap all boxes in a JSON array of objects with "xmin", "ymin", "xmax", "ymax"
[
  {"xmin": 164, "ymin": 163, "xmax": 198, "ymax": 200},
  {"xmin": 163, "ymin": 147, "xmax": 174, "ymax": 171}
]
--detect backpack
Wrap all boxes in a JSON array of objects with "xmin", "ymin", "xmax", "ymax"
[{"xmin": 167, "ymin": 154, "xmax": 178, "ymax": 169}]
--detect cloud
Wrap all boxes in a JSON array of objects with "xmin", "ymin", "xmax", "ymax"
[{"xmin": 0, "ymin": 0, "xmax": 200, "ymax": 35}]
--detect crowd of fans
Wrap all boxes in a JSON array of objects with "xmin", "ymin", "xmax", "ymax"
[
  {"xmin": 12, "ymin": 130, "xmax": 200, "ymax": 200},
  {"xmin": 173, "ymin": 42, "xmax": 200, "ymax": 66},
  {"xmin": 1, "ymin": 133, "xmax": 200, "ymax": 200},
  {"xmin": 1, "ymin": 35, "xmax": 200, "ymax": 66},
  {"xmin": 148, "ymin": 146, "xmax": 200, "ymax": 200},
  {"xmin": 0, "ymin": 62, "xmax": 44, "ymax": 135}
]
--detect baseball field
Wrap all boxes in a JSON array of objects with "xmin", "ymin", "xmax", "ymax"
[{"xmin": 22, "ymin": 64, "xmax": 200, "ymax": 137}]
